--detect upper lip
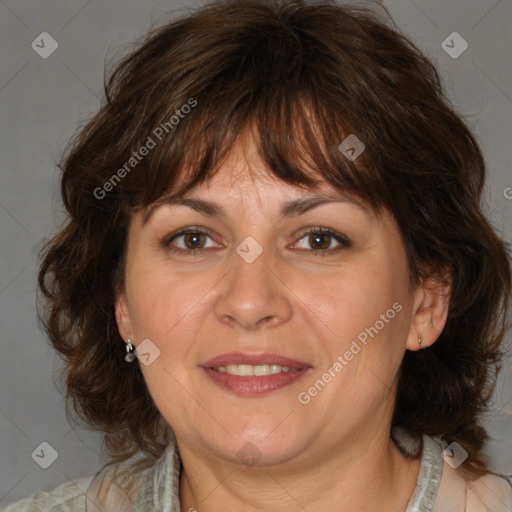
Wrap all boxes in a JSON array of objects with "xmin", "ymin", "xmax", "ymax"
[{"xmin": 201, "ymin": 352, "xmax": 311, "ymax": 370}]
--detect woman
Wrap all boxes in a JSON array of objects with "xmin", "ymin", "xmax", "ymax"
[{"xmin": 5, "ymin": 0, "xmax": 512, "ymax": 510}]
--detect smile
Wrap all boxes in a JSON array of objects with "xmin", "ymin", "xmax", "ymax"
[
  {"xmin": 201, "ymin": 353, "xmax": 311, "ymax": 396},
  {"xmin": 215, "ymin": 364, "xmax": 299, "ymax": 376}
]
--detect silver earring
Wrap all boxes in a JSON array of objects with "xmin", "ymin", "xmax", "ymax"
[
  {"xmin": 418, "ymin": 333, "xmax": 423, "ymax": 346},
  {"xmin": 125, "ymin": 339, "xmax": 136, "ymax": 362}
]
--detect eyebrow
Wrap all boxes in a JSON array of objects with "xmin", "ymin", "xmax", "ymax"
[{"xmin": 142, "ymin": 194, "xmax": 368, "ymax": 225}]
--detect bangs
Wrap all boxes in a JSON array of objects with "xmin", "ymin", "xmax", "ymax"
[{"xmin": 137, "ymin": 88, "xmax": 388, "ymax": 215}]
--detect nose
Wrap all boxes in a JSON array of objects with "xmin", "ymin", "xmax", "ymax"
[{"xmin": 213, "ymin": 244, "xmax": 293, "ymax": 331}]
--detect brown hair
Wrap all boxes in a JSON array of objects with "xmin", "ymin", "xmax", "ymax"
[{"xmin": 38, "ymin": 0, "xmax": 511, "ymax": 481}]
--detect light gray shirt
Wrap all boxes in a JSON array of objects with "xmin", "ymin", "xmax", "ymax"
[{"xmin": 4, "ymin": 431, "xmax": 512, "ymax": 511}]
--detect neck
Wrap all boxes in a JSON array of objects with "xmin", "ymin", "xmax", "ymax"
[{"xmin": 178, "ymin": 429, "xmax": 421, "ymax": 512}]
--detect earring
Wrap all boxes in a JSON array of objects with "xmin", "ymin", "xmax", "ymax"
[
  {"xmin": 418, "ymin": 333, "xmax": 423, "ymax": 346},
  {"xmin": 125, "ymin": 339, "xmax": 136, "ymax": 362}
]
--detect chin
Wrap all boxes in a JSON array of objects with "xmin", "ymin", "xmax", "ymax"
[{"xmin": 203, "ymin": 426, "xmax": 308, "ymax": 468}]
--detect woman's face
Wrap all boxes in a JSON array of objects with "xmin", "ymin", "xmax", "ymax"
[{"xmin": 115, "ymin": 133, "xmax": 440, "ymax": 468}]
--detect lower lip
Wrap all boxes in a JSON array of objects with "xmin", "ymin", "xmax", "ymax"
[{"xmin": 202, "ymin": 367, "xmax": 309, "ymax": 396}]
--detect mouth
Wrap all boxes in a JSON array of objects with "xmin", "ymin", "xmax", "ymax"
[
  {"xmin": 200, "ymin": 353, "xmax": 312, "ymax": 396},
  {"xmin": 215, "ymin": 364, "xmax": 300, "ymax": 376}
]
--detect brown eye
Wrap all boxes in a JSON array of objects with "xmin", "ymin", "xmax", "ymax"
[
  {"xmin": 308, "ymin": 232, "xmax": 332, "ymax": 250},
  {"xmin": 293, "ymin": 228, "xmax": 351, "ymax": 255},
  {"xmin": 182, "ymin": 232, "xmax": 207, "ymax": 249},
  {"xmin": 161, "ymin": 227, "xmax": 222, "ymax": 254}
]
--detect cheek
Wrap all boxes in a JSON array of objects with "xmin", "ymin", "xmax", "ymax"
[
  {"xmin": 305, "ymin": 262, "xmax": 409, "ymax": 391},
  {"xmin": 126, "ymin": 263, "xmax": 222, "ymax": 351},
  {"xmin": 303, "ymin": 270, "xmax": 407, "ymax": 422},
  {"xmin": 309, "ymin": 265, "xmax": 402, "ymax": 333}
]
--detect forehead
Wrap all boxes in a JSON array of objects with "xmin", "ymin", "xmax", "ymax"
[
  {"xmin": 141, "ymin": 173, "xmax": 371, "ymax": 227},
  {"xmin": 139, "ymin": 124, "xmax": 381, "ymax": 225},
  {"xmin": 142, "ymin": 153, "xmax": 360, "ymax": 226},
  {"xmin": 172, "ymin": 128, "xmax": 337, "ymax": 197}
]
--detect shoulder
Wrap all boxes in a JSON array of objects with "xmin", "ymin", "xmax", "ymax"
[
  {"xmin": 2, "ymin": 475, "xmax": 94, "ymax": 512},
  {"xmin": 465, "ymin": 472, "xmax": 512, "ymax": 512},
  {"xmin": 401, "ymin": 432, "xmax": 512, "ymax": 512},
  {"xmin": 436, "ymin": 458, "xmax": 512, "ymax": 512}
]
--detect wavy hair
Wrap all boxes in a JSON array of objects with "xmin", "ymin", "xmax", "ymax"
[{"xmin": 38, "ymin": 0, "xmax": 511, "ymax": 481}]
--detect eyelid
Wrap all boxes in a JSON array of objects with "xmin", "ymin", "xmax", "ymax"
[
  {"xmin": 291, "ymin": 227, "xmax": 351, "ymax": 253},
  {"xmin": 161, "ymin": 226, "xmax": 219, "ymax": 249},
  {"xmin": 161, "ymin": 225, "xmax": 351, "ymax": 256}
]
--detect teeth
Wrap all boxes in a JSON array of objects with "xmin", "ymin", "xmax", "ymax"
[
  {"xmin": 215, "ymin": 364, "xmax": 298, "ymax": 376},
  {"xmin": 254, "ymin": 365, "xmax": 270, "ymax": 376}
]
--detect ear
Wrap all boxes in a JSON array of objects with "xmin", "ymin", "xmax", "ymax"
[
  {"xmin": 114, "ymin": 286, "xmax": 133, "ymax": 343},
  {"xmin": 406, "ymin": 268, "xmax": 452, "ymax": 351}
]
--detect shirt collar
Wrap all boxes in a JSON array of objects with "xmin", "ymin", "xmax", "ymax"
[
  {"xmin": 133, "ymin": 436, "xmax": 182, "ymax": 512},
  {"xmin": 132, "ymin": 429, "xmax": 442, "ymax": 512}
]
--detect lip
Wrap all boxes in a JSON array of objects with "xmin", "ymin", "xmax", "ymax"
[
  {"xmin": 200, "ymin": 352, "xmax": 312, "ymax": 397},
  {"xmin": 201, "ymin": 352, "xmax": 311, "ymax": 370}
]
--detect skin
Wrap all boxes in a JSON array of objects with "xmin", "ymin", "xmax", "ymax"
[{"xmin": 115, "ymin": 129, "xmax": 451, "ymax": 511}]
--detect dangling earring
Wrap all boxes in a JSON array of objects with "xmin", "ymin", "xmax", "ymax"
[
  {"xmin": 418, "ymin": 333, "xmax": 423, "ymax": 346},
  {"xmin": 125, "ymin": 339, "xmax": 136, "ymax": 362}
]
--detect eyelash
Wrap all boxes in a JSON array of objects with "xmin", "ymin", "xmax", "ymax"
[{"xmin": 161, "ymin": 226, "xmax": 351, "ymax": 256}]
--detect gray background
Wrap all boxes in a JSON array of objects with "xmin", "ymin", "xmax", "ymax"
[{"xmin": 1, "ymin": 0, "xmax": 511, "ymax": 507}]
